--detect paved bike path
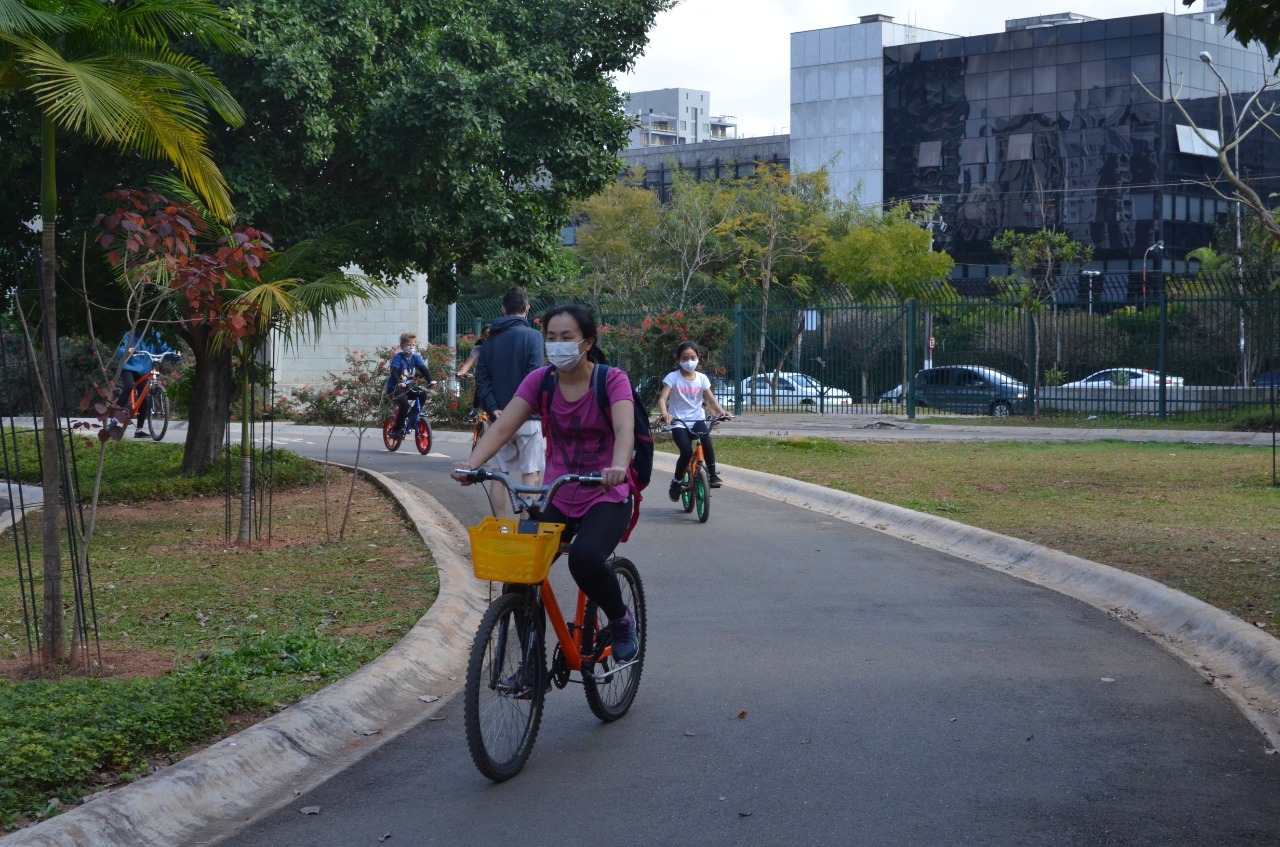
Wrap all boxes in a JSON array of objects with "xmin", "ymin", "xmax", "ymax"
[{"xmin": 5, "ymin": 425, "xmax": 1280, "ymax": 845}]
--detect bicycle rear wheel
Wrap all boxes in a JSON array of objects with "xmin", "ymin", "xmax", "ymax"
[
  {"xmin": 583, "ymin": 557, "xmax": 645, "ymax": 722},
  {"xmin": 147, "ymin": 389, "xmax": 170, "ymax": 441},
  {"xmin": 694, "ymin": 465, "xmax": 710, "ymax": 523},
  {"xmin": 464, "ymin": 591, "xmax": 546, "ymax": 781},
  {"xmin": 415, "ymin": 418, "xmax": 432, "ymax": 454},
  {"xmin": 381, "ymin": 416, "xmax": 402, "ymax": 452}
]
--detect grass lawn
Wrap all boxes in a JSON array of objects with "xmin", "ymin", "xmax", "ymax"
[
  {"xmin": 670, "ymin": 437, "xmax": 1280, "ymax": 633},
  {"xmin": 0, "ymin": 438, "xmax": 437, "ymax": 829}
]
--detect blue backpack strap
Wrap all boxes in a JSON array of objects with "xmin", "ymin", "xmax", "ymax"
[
  {"xmin": 537, "ymin": 365, "xmax": 557, "ymax": 431},
  {"xmin": 592, "ymin": 363, "xmax": 612, "ymax": 420}
]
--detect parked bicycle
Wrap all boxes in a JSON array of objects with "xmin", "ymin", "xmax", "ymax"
[
  {"xmin": 117, "ymin": 350, "xmax": 181, "ymax": 441},
  {"xmin": 660, "ymin": 414, "xmax": 730, "ymax": 524},
  {"xmin": 458, "ymin": 468, "xmax": 646, "ymax": 781},
  {"xmin": 381, "ymin": 380, "xmax": 433, "ymax": 454}
]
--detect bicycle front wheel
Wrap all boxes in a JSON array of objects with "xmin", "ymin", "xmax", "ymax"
[
  {"xmin": 583, "ymin": 557, "xmax": 645, "ymax": 722},
  {"xmin": 471, "ymin": 417, "xmax": 488, "ymax": 449},
  {"xmin": 147, "ymin": 389, "xmax": 170, "ymax": 441},
  {"xmin": 680, "ymin": 469, "xmax": 694, "ymax": 513},
  {"xmin": 464, "ymin": 592, "xmax": 546, "ymax": 781},
  {"xmin": 694, "ymin": 465, "xmax": 710, "ymax": 523},
  {"xmin": 415, "ymin": 418, "xmax": 432, "ymax": 454}
]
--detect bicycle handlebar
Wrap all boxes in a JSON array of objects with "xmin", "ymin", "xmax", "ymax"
[
  {"xmin": 455, "ymin": 468, "xmax": 603, "ymax": 516},
  {"xmin": 131, "ymin": 350, "xmax": 182, "ymax": 365},
  {"xmin": 658, "ymin": 414, "xmax": 731, "ymax": 432}
]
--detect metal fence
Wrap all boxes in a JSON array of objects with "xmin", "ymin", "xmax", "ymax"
[{"xmin": 439, "ymin": 273, "xmax": 1280, "ymax": 424}]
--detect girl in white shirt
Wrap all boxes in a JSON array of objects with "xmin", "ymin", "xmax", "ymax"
[{"xmin": 656, "ymin": 341, "xmax": 733, "ymax": 500}]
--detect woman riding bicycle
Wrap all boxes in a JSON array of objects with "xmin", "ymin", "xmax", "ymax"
[
  {"xmin": 386, "ymin": 332, "xmax": 437, "ymax": 435},
  {"xmin": 452, "ymin": 304, "xmax": 638, "ymax": 662},
  {"xmin": 656, "ymin": 341, "xmax": 732, "ymax": 499}
]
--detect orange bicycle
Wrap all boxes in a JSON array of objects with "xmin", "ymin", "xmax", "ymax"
[
  {"xmin": 661, "ymin": 414, "xmax": 729, "ymax": 524},
  {"xmin": 459, "ymin": 468, "xmax": 646, "ymax": 781},
  {"xmin": 119, "ymin": 350, "xmax": 180, "ymax": 441},
  {"xmin": 470, "ymin": 408, "xmax": 490, "ymax": 449}
]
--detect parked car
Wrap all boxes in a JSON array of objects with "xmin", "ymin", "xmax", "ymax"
[
  {"xmin": 913, "ymin": 366, "xmax": 1027, "ymax": 417},
  {"xmin": 880, "ymin": 384, "xmax": 904, "ymax": 404},
  {"xmin": 739, "ymin": 372, "xmax": 852, "ymax": 407},
  {"xmin": 1254, "ymin": 370, "xmax": 1280, "ymax": 389},
  {"xmin": 1062, "ymin": 368, "xmax": 1185, "ymax": 389}
]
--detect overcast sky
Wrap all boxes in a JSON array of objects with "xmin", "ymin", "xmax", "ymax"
[{"xmin": 616, "ymin": 0, "xmax": 1211, "ymax": 137}]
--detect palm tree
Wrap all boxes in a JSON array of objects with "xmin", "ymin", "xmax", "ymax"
[
  {"xmin": 0, "ymin": 0, "xmax": 245, "ymax": 662},
  {"xmin": 218, "ymin": 232, "xmax": 387, "ymax": 545}
]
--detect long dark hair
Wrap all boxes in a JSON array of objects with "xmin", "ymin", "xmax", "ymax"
[
  {"xmin": 541, "ymin": 304, "xmax": 608, "ymax": 364},
  {"xmin": 675, "ymin": 340, "xmax": 700, "ymax": 360}
]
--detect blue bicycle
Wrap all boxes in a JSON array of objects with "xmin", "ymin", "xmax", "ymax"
[{"xmin": 382, "ymin": 383, "xmax": 433, "ymax": 454}]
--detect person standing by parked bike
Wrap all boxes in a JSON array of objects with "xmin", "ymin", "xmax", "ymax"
[
  {"xmin": 656, "ymin": 341, "xmax": 732, "ymax": 498},
  {"xmin": 386, "ymin": 332, "xmax": 437, "ymax": 435},
  {"xmin": 475, "ymin": 287, "xmax": 546, "ymax": 516},
  {"xmin": 457, "ymin": 323, "xmax": 490, "ymax": 423},
  {"xmin": 116, "ymin": 328, "xmax": 175, "ymax": 439}
]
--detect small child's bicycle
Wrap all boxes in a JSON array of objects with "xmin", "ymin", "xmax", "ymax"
[
  {"xmin": 381, "ymin": 382, "xmax": 432, "ymax": 454},
  {"xmin": 662, "ymin": 414, "xmax": 730, "ymax": 524},
  {"xmin": 458, "ymin": 468, "xmax": 646, "ymax": 781}
]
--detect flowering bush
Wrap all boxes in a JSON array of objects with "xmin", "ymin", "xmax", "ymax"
[
  {"xmin": 293, "ymin": 351, "xmax": 391, "ymax": 426},
  {"xmin": 598, "ymin": 308, "xmax": 734, "ymax": 405}
]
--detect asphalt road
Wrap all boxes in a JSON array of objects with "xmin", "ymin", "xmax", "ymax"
[{"xmin": 211, "ymin": 427, "xmax": 1280, "ymax": 846}]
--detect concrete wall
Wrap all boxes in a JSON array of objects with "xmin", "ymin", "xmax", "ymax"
[
  {"xmin": 270, "ymin": 272, "xmax": 431, "ymax": 394},
  {"xmin": 1039, "ymin": 385, "xmax": 1276, "ymax": 414}
]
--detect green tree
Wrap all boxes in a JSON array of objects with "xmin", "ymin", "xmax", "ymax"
[
  {"xmin": 823, "ymin": 202, "xmax": 956, "ymax": 303},
  {"xmin": 1, "ymin": 0, "xmax": 245, "ymax": 663},
  {"xmin": 656, "ymin": 168, "xmax": 737, "ymax": 308},
  {"xmin": 571, "ymin": 171, "xmax": 663, "ymax": 301},
  {"xmin": 198, "ymin": 0, "xmax": 675, "ymax": 301},
  {"xmin": 716, "ymin": 164, "xmax": 834, "ymax": 390},
  {"xmin": 992, "ymin": 229, "xmax": 1094, "ymax": 412}
]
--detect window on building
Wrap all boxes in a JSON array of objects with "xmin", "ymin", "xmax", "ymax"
[
  {"xmin": 1175, "ymin": 125, "xmax": 1220, "ymax": 158},
  {"xmin": 681, "ymin": 120, "xmax": 687, "ymax": 130},
  {"xmin": 958, "ymin": 138, "xmax": 988, "ymax": 164},
  {"xmin": 917, "ymin": 140, "xmax": 942, "ymax": 168},
  {"xmin": 1007, "ymin": 133, "xmax": 1033, "ymax": 161}
]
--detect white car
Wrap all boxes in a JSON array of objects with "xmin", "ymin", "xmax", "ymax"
[
  {"xmin": 1062, "ymin": 368, "xmax": 1185, "ymax": 389},
  {"xmin": 739, "ymin": 372, "xmax": 852, "ymax": 407}
]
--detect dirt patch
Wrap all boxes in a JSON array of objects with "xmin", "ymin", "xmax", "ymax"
[{"xmin": 0, "ymin": 647, "xmax": 174, "ymax": 681}]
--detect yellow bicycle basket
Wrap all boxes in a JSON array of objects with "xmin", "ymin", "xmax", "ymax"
[{"xmin": 468, "ymin": 517, "xmax": 565, "ymax": 583}]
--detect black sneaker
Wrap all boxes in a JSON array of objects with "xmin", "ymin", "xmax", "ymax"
[
  {"xmin": 709, "ymin": 471, "xmax": 723, "ymax": 488},
  {"xmin": 668, "ymin": 479, "xmax": 682, "ymax": 501},
  {"xmin": 609, "ymin": 610, "xmax": 638, "ymax": 663}
]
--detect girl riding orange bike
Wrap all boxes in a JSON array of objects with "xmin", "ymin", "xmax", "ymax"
[{"xmin": 656, "ymin": 341, "xmax": 732, "ymax": 500}]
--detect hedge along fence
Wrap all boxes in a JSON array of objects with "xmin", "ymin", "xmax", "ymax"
[{"xmin": 438, "ymin": 273, "xmax": 1280, "ymax": 423}]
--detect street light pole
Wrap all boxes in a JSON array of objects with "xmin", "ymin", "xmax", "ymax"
[
  {"xmin": 1082, "ymin": 270, "xmax": 1100, "ymax": 316},
  {"xmin": 1200, "ymin": 50, "xmax": 1248, "ymax": 385},
  {"xmin": 1142, "ymin": 241, "xmax": 1163, "ymax": 307}
]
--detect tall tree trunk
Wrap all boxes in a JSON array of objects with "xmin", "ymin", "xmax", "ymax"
[
  {"xmin": 38, "ymin": 113, "xmax": 66, "ymax": 663},
  {"xmin": 180, "ymin": 325, "xmax": 234, "ymax": 475},
  {"xmin": 237, "ymin": 358, "xmax": 253, "ymax": 545}
]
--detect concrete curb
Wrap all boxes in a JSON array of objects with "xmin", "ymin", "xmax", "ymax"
[
  {"xmin": 1, "ymin": 469, "xmax": 487, "ymax": 847},
  {"xmin": 681, "ymin": 455, "xmax": 1280, "ymax": 750}
]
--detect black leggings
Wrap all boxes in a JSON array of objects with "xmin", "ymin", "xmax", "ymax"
[
  {"xmin": 541, "ymin": 498, "xmax": 630, "ymax": 621},
  {"xmin": 118, "ymin": 370, "xmax": 151, "ymax": 425},
  {"xmin": 671, "ymin": 421, "xmax": 715, "ymax": 480}
]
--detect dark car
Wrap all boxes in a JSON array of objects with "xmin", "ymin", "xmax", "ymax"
[
  {"xmin": 913, "ymin": 366, "xmax": 1027, "ymax": 417},
  {"xmin": 1255, "ymin": 370, "xmax": 1280, "ymax": 389}
]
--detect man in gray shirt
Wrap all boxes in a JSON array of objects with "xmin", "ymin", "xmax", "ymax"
[{"xmin": 475, "ymin": 286, "xmax": 545, "ymax": 515}]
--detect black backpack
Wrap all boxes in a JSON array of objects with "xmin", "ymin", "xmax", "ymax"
[{"xmin": 537, "ymin": 364, "xmax": 654, "ymax": 539}]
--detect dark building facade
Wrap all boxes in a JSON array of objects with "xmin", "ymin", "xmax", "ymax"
[{"xmin": 876, "ymin": 13, "xmax": 1278, "ymax": 278}]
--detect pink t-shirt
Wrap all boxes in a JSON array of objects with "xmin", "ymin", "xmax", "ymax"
[{"xmin": 514, "ymin": 364, "xmax": 633, "ymax": 518}]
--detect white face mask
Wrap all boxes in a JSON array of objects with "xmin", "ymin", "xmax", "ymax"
[
  {"xmin": 679, "ymin": 359, "xmax": 699, "ymax": 373},
  {"xmin": 546, "ymin": 340, "xmax": 584, "ymax": 370},
  {"xmin": 405, "ymin": 345, "xmax": 417, "ymax": 355}
]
